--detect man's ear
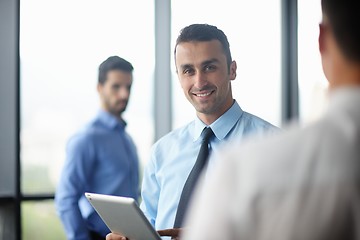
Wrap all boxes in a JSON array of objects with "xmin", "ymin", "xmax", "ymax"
[
  {"xmin": 96, "ymin": 83, "xmax": 104, "ymax": 98},
  {"xmin": 229, "ymin": 61, "xmax": 237, "ymax": 80},
  {"xmin": 319, "ymin": 23, "xmax": 326, "ymax": 55},
  {"xmin": 97, "ymin": 83, "xmax": 103, "ymax": 95}
]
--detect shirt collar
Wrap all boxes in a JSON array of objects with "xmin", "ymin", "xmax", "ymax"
[
  {"xmin": 96, "ymin": 109, "xmax": 126, "ymax": 130},
  {"xmin": 193, "ymin": 100, "xmax": 243, "ymax": 142}
]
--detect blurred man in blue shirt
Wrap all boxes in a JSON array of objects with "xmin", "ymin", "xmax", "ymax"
[
  {"xmin": 55, "ymin": 56, "xmax": 140, "ymax": 240},
  {"xmin": 106, "ymin": 24, "xmax": 278, "ymax": 240}
]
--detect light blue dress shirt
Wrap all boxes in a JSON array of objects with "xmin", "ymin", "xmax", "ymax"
[
  {"xmin": 55, "ymin": 110, "xmax": 139, "ymax": 240},
  {"xmin": 140, "ymin": 100, "xmax": 277, "ymax": 236}
]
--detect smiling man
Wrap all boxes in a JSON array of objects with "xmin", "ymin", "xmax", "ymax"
[
  {"xmin": 106, "ymin": 24, "xmax": 277, "ymax": 240},
  {"xmin": 55, "ymin": 56, "xmax": 140, "ymax": 240}
]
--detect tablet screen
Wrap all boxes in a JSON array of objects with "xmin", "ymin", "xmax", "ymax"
[{"xmin": 85, "ymin": 192, "xmax": 161, "ymax": 240}]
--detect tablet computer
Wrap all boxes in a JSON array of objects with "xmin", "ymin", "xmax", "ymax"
[{"xmin": 85, "ymin": 192, "xmax": 161, "ymax": 240}]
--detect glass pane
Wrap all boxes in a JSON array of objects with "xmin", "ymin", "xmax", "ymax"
[
  {"xmin": 171, "ymin": 0, "xmax": 281, "ymax": 129},
  {"xmin": 20, "ymin": 0, "xmax": 155, "ymax": 194},
  {"xmin": 298, "ymin": 0, "xmax": 329, "ymax": 124},
  {"xmin": 22, "ymin": 200, "xmax": 66, "ymax": 240}
]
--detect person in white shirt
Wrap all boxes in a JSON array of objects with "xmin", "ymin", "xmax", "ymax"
[{"xmin": 182, "ymin": 0, "xmax": 360, "ymax": 239}]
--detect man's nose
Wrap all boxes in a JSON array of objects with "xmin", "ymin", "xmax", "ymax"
[
  {"xmin": 193, "ymin": 71, "xmax": 207, "ymax": 89},
  {"xmin": 117, "ymin": 87, "xmax": 130, "ymax": 99}
]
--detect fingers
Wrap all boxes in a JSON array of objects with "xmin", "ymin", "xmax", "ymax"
[{"xmin": 106, "ymin": 233, "xmax": 128, "ymax": 240}]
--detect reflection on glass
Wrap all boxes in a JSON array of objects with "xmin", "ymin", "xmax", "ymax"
[
  {"xmin": 22, "ymin": 201, "xmax": 66, "ymax": 240},
  {"xmin": 20, "ymin": 0, "xmax": 155, "ymax": 194},
  {"xmin": 171, "ymin": 0, "xmax": 281, "ymax": 129},
  {"xmin": 298, "ymin": 0, "xmax": 329, "ymax": 125}
]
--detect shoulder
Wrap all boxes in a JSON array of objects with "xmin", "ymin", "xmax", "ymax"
[
  {"xmin": 66, "ymin": 121, "xmax": 101, "ymax": 150},
  {"xmin": 241, "ymin": 111, "xmax": 278, "ymax": 130},
  {"xmin": 212, "ymin": 113, "xmax": 359, "ymax": 205},
  {"xmin": 233, "ymin": 111, "xmax": 280, "ymax": 141}
]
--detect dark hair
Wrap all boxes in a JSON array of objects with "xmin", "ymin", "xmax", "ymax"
[
  {"xmin": 98, "ymin": 56, "xmax": 134, "ymax": 84},
  {"xmin": 175, "ymin": 24, "xmax": 232, "ymax": 70},
  {"xmin": 322, "ymin": 0, "xmax": 360, "ymax": 61}
]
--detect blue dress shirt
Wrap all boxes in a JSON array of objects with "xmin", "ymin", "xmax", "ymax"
[
  {"xmin": 140, "ymin": 100, "xmax": 277, "ymax": 236},
  {"xmin": 55, "ymin": 110, "xmax": 139, "ymax": 240}
]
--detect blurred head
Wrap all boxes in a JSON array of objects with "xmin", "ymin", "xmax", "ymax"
[
  {"xmin": 319, "ymin": 0, "xmax": 360, "ymax": 89},
  {"xmin": 97, "ymin": 56, "xmax": 134, "ymax": 117},
  {"xmin": 174, "ymin": 24, "xmax": 237, "ymax": 125}
]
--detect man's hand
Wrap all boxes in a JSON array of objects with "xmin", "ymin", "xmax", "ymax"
[
  {"xmin": 157, "ymin": 228, "xmax": 182, "ymax": 240},
  {"xmin": 106, "ymin": 233, "xmax": 128, "ymax": 240}
]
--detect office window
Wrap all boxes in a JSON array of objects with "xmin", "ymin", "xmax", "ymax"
[
  {"xmin": 298, "ymin": 0, "xmax": 328, "ymax": 124},
  {"xmin": 171, "ymin": 0, "xmax": 281, "ymax": 129},
  {"xmin": 22, "ymin": 201, "xmax": 65, "ymax": 239},
  {"xmin": 20, "ymin": 0, "xmax": 154, "ymax": 238}
]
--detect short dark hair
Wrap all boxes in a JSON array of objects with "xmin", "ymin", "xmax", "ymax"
[
  {"xmin": 322, "ymin": 0, "xmax": 360, "ymax": 61},
  {"xmin": 174, "ymin": 24, "xmax": 232, "ymax": 70},
  {"xmin": 98, "ymin": 56, "xmax": 134, "ymax": 84}
]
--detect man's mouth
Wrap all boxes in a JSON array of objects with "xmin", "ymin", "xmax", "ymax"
[
  {"xmin": 193, "ymin": 90, "xmax": 214, "ymax": 97},
  {"xmin": 116, "ymin": 100, "xmax": 128, "ymax": 105}
]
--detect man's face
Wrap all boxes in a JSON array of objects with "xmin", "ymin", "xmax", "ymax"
[
  {"xmin": 97, "ymin": 70, "xmax": 133, "ymax": 117},
  {"xmin": 175, "ymin": 40, "xmax": 237, "ymax": 121}
]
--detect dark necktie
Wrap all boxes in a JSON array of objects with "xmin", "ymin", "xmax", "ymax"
[{"xmin": 173, "ymin": 127, "xmax": 214, "ymax": 228}]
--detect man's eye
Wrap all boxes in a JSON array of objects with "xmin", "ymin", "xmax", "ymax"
[
  {"xmin": 183, "ymin": 69, "xmax": 194, "ymax": 75},
  {"xmin": 112, "ymin": 85, "xmax": 120, "ymax": 91},
  {"xmin": 204, "ymin": 65, "xmax": 216, "ymax": 71}
]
